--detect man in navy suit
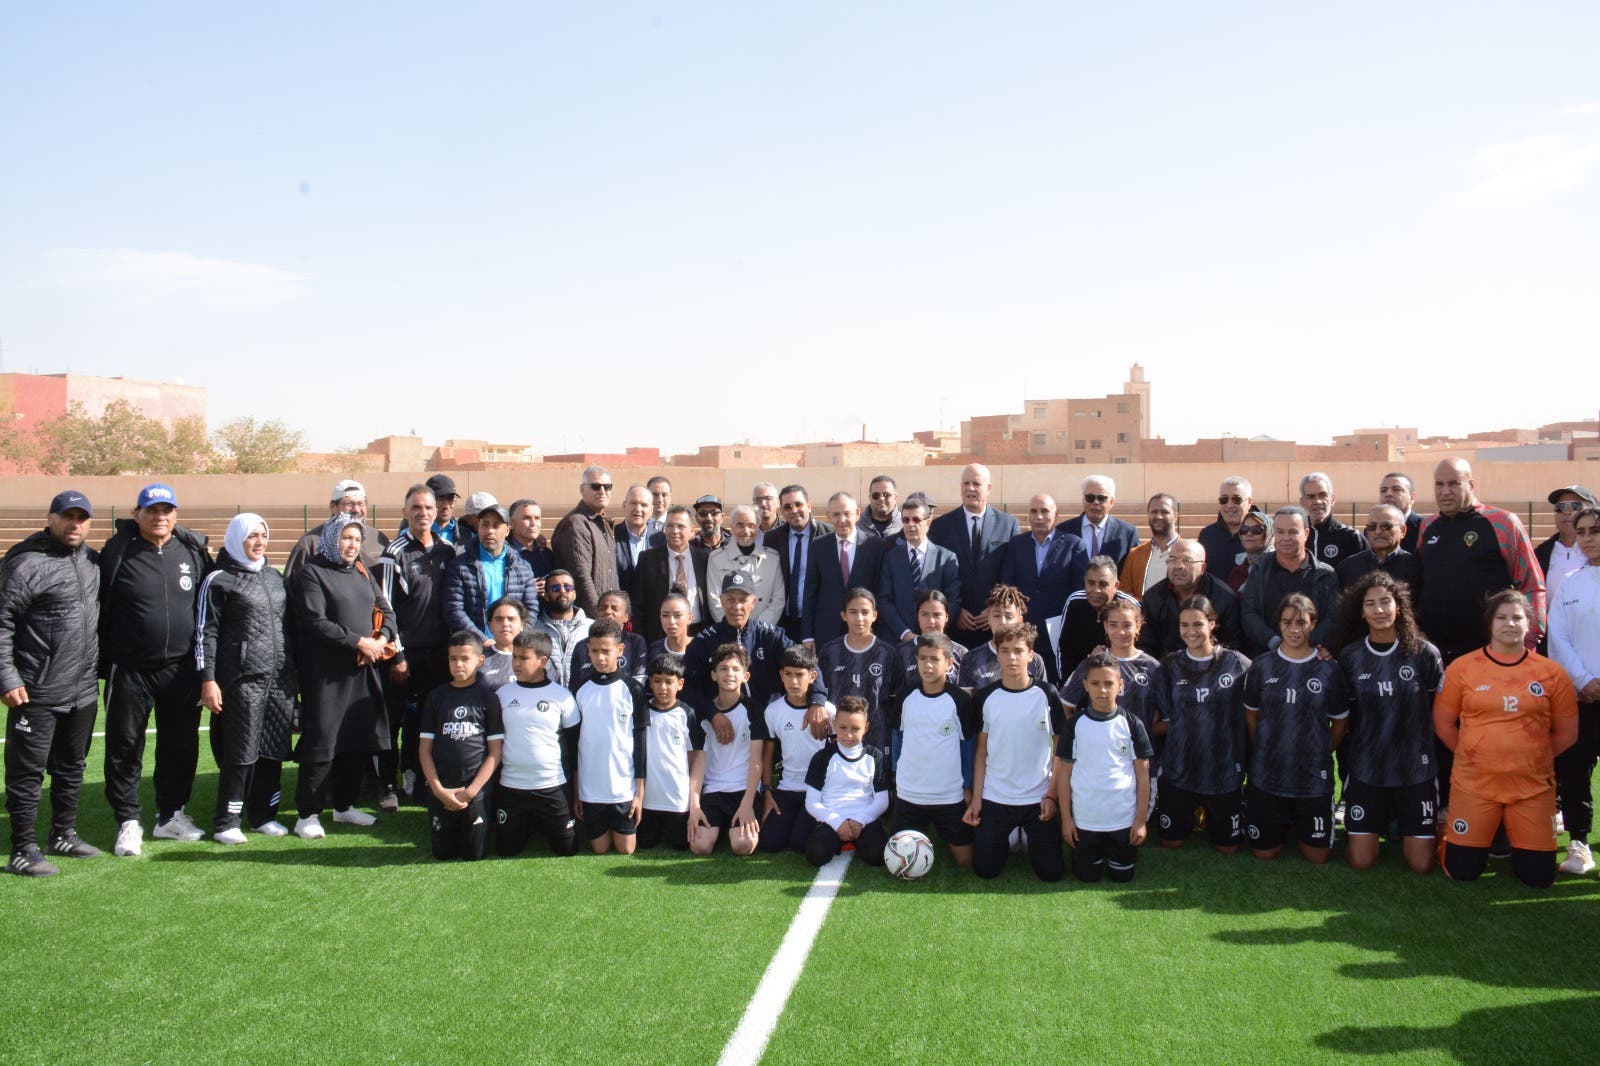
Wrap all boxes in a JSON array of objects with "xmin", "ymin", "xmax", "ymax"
[
  {"xmin": 928, "ymin": 463, "xmax": 1020, "ymax": 648},
  {"xmin": 1000, "ymin": 492, "xmax": 1089, "ymax": 634},
  {"xmin": 1058, "ymin": 474, "xmax": 1140, "ymax": 569},
  {"xmin": 764, "ymin": 484, "xmax": 830, "ymax": 642},
  {"xmin": 877, "ymin": 493, "xmax": 961, "ymax": 641},
  {"xmin": 803, "ymin": 491, "xmax": 886, "ymax": 646},
  {"xmin": 1379, "ymin": 472, "xmax": 1423, "ymax": 554},
  {"xmin": 614, "ymin": 484, "xmax": 664, "ymax": 592}
]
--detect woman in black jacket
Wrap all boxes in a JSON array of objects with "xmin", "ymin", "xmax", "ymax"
[
  {"xmin": 288, "ymin": 514, "xmax": 396, "ymax": 839},
  {"xmin": 197, "ymin": 514, "xmax": 296, "ymax": 844}
]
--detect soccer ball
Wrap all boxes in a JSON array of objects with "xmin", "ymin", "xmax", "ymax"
[{"xmin": 883, "ymin": 830, "xmax": 934, "ymax": 879}]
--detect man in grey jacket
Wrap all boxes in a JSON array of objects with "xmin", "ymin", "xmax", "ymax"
[{"xmin": 0, "ymin": 491, "xmax": 104, "ymax": 876}]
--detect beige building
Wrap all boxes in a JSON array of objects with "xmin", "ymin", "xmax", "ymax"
[{"xmin": 959, "ymin": 364, "xmax": 1152, "ymax": 464}]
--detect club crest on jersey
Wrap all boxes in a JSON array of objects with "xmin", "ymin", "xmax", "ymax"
[
  {"xmin": 1463, "ymin": 531, "xmax": 1479, "ymax": 547},
  {"xmin": 1350, "ymin": 805, "xmax": 1366, "ymax": 823},
  {"xmin": 939, "ymin": 721, "xmax": 954, "ymax": 736},
  {"xmin": 868, "ymin": 663, "xmax": 883, "ymax": 677},
  {"xmin": 1399, "ymin": 666, "xmax": 1416, "ymax": 682},
  {"xmin": 537, "ymin": 701, "xmax": 550, "ymax": 712},
  {"xmin": 1218, "ymin": 673, "xmax": 1234, "ymax": 688},
  {"xmin": 755, "ymin": 648, "xmax": 765, "ymax": 661},
  {"xmin": 453, "ymin": 706, "xmax": 469, "ymax": 719},
  {"xmin": 1132, "ymin": 672, "xmax": 1148, "ymax": 686},
  {"xmin": 1246, "ymin": 825, "xmax": 1261, "ymax": 839},
  {"xmin": 617, "ymin": 707, "xmax": 630, "ymax": 724},
  {"xmin": 1323, "ymin": 545, "xmax": 1338, "ymax": 558},
  {"xmin": 496, "ymin": 808, "xmax": 508, "ymax": 824},
  {"xmin": 1307, "ymin": 678, "xmax": 1324, "ymax": 695},
  {"xmin": 1529, "ymin": 681, "xmax": 1545, "ymax": 697},
  {"xmin": 1452, "ymin": 817, "xmax": 1468, "ymax": 835},
  {"xmin": 783, "ymin": 720, "xmax": 796, "ymax": 731}
]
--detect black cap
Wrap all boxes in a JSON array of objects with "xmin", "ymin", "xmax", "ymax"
[
  {"xmin": 426, "ymin": 474, "xmax": 460, "ymax": 500},
  {"xmin": 695, "ymin": 494, "xmax": 723, "ymax": 511},
  {"xmin": 721, "ymin": 571, "xmax": 756, "ymax": 595},
  {"xmin": 49, "ymin": 490, "xmax": 93, "ymax": 517}
]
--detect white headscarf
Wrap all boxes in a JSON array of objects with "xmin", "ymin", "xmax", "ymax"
[{"xmin": 224, "ymin": 512, "xmax": 270, "ymax": 573}]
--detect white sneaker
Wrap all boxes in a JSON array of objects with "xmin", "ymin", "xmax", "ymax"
[
  {"xmin": 403, "ymin": 769, "xmax": 418, "ymax": 796},
  {"xmin": 1560, "ymin": 840, "xmax": 1595, "ymax": 875},
  {"xmin": 153, "ymin": 809, "xmax": 205, "ymax": 842},
  {"xmin": 332, "ymin": 807, "xmax": 377, "ymax": 827},
  {"xmin": 215, "ymin": 828, "xmax": 247, "ymax": 846},
  {"xmin": 1556, "ymin": 810, "xmax": 1566, "ymax": 834},
  {"xmin": 253, "ymin": 820, "xmax": 289, "ymax": 837},
  {"xmin": 113, "ymin": 819, "xmax": 143, "ymax": 857},
  {"xmin": 293, "ymin": 816, "xmax": 326, "ymax": 840}
]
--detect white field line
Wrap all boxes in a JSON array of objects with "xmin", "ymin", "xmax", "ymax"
[
  {"xmin": 718, "ymin": 850, "xmax": 854, "ymax": 1066},
  {"xmin": 0, "ymin": 725, "xmax": 211, "ymax": 744}
]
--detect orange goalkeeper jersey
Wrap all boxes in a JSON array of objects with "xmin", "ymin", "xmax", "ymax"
[{"xmin": 1436, "ymin": 649, "xmax": 1577, "ymax": 803}]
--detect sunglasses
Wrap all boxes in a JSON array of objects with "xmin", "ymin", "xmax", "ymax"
[
  {"xmin": 1554, "ymin": 501, "xmax": 1588, "ymax": 513},
  {"xmin": 1218, "ymin": 495, "xmax": 1246, "ymax": 505},
  {"xmin": 1240, "ymin": 525, "xmax": 1267, "ymax": 537},
  {"xmin": 696, "ymin": 508, "xmax": 722, "ymax": 517},
  {"xmin": 587, "ymin": 483, "xmax": 613, "ymax": 493},
  {"xmin": 869, "ymin": 492, "xmax": 896, "ymax": 500},
  {"xmin": 1365, "ymin": 521, "xmax": 1398, "ymax": 532},
  {"xmin": 546, "ymin": 582, "xmax": 575, "ymax": 592},
  {"xmin": 1083, "ymin": 494, "xmax": 1110, "ymax": 504}
]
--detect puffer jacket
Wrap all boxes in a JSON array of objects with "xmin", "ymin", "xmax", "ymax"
[
  {"xmin": 195, "ymin": 554, "xmax": 293, "ymax": 684},
  {"xmin": 0, "ymin": 530, "xmax": 101, "ymax": 707},
  {"xmin": 442, "ymin": 536, "xmax": 537, "ymax": 643}
]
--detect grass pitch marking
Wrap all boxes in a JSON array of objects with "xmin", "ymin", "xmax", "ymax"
[
  {"xmin": 718, "ymin": 850, "xmax": 854, "ymax": 1066},
  {"xmin": 0, "ymin": 725, "xmax": 211, "ymax": 744}
]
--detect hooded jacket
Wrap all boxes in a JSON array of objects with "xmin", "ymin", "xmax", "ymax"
[{"xmin": 0, "ymin": 530, "xmax": 101, "ymax": 707}]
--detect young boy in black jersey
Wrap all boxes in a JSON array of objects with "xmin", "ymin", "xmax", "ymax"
[
  {"xmin": 760, "ymin": 646, "xmax": 834, "ymax": 854},
  {"xmin": 418, "ymin": 632, "xmax": 505, "ymax": 861},
  {"xmin": 493, "ymin": 630, "xmax": 580, "ymax": 858},
  {"xmin": 689, "ymin": 644, "xmax": 766, "ymax": 856},
  {"xmin": 1057, "ymin": 652, "xmax": 1153, "ymax": 883},
  {"xmin": 885, "ymin": 632, "xmax": 979, "ymax": 868},
  {"xmin": 804, "ymin": 697, "xmax": 892, "ymax": 867},
  {"xmin": 637, "ymin": 654, "xmax": 703, "ymax": 851},
  {"xmin": 573, "ymin": 619, "xmax": 649, "ymax": 856},
  {"xmin": 963, "ymin": 623, "xmax": 1067, "ymax": 882}
]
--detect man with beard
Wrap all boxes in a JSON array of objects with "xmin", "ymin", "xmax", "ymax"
[
  {"xmin": 862, "ymin": 475, "xmax": 902, "ymax": 539},
  {"xmin": 534, "ymin": 570, "xmax": 592, "ymax": 689},
  {"xmin": 692, "ymin": 495, "xmax": 727, "ymax": 552},
  {"xmin": 1120, "ymin": 494, "xmax": 1180, "ymax": 595}
]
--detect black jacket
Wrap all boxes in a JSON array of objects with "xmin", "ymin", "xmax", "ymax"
[
  {"xmin": 98, "ymin": 519, "xmax": 212, "ymax": 668},
  {"xmin": 0, "ymin": 531, "xmax": 101, "ymax": 707},
  {"xmin": 1139, "ymin": 573, "xmax": 1245, "ymax": 659},
  {"xmin": 196, "ymin": 554, "xmax": 297, "ymax": 763},
  {"xmin": 1308, "ymin": 516, "xmax": 1365, "ymax": 569},
  {"xmin": 374, "ymin": 529, "xmax": 460, "ymax": 658}
]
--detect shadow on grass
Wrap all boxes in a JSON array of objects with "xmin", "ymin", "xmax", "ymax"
[{"xmin": 1314, "ymin": 996, "xmax": 1600, "ymax": 1063}]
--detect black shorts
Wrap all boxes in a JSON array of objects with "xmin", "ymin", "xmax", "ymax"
[
  {"xmin": 427, "ymin": 792, "xmax": 490, "ymax": 861},
  {"xmin": 581, "ymin": 799, "xmax": 637, "ymax": 840},
  {"xmin": 891, "ymin": 798, "xmax": 975, "ymax": 847},
  {"xmin": 1072, "ymin": 828, "xmax": 1139, "ymax": 883},
  {"xmin": 637, "ymin": 809, "xmax": 690, "ymax": 851},
  {"xmin": 699, "ymin": 789, "xmax": 752, "ymax": 831},
  {"xmin": 1343, "ymin": 778, "xmax": 1437, "ymax": 839},
  {"xmin": 495, "ymin": 785, "xmax": 579, "ymax": 857},
  {"xmin": 759, "ymin": 788, "xmax": 814, "ymax": 854},
  {"xmin": 1157, "ymin": 783, "xmax": 1243, "ymax": 847},
  {"xmin": 1245, "ymin": 786, "xmax": 1334, "ymax": 850}
]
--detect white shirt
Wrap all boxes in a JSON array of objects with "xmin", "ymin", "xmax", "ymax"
[
  {"xmin": 765, "ymin": 697, "xmax": 834, "ymax": 788},
  {"xmin": 670, "ymin": 550, "xmax": 702, "ymax": 623},
  {"xmin": 888, "ymin": 687, "xmax": 977, "ymax": 806},
  {"xmin": 1060, "ymin": 709, "xmax": 1152, "ymax": 832},
  {"xmin": 643, "ymin": 704, "xmax": 699, "ymax": 813},
  {"xmin": 1550, "ymin": 564, "xmax": 1600, "ymax": 692},
  {"xmin": 804, "ymin": 743, "xmax": 890, "ymax": 828},
  {"xmin": 1547, "ymin": 540, "xmax": 1586, "ymax": 603},
  {"xmin": 701, "ymin": 699, "xmax": 766, "ymax": 794},
  {"xmin": 496, "ymin": 680, "xmax": 579, "ymax": 790},
  {"xmin": 977, "ymin": 681, "xmax": 1064, "ymax": 805},
  {"xmin": 574, "ymin": 674, "xmax": 646, "ymax": 804}
]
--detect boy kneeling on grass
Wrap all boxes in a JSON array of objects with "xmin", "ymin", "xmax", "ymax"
[
  {"xmin": 804, "ymin": 697, "xmax": 892, "ymax": 868},
  {"xmin": 418, "ymin": 632, "xmax": 504, "ymax": 861},
  {"xmin": 492, "ymin": 629, "xmax": 580, "ymax": 858},
  {"xmin": 690, "ymin": 644, "xmax": 767, "ymax": 855},
  {"xmin": 885, "ymin": 631, "xmax": 979, "ymax": 869},
  {"xmin": 1057, "ymin": 651, "xmax": 1153, "ymax": 883},
  {"xmin": 573, "ymin": 618, "xmax": 649, "ymax": 856}
]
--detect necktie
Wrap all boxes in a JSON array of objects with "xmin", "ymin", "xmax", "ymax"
[
  {"xmin": 791, "ymin": 533, "xmax": 805, "ymax": 614},
  {"xmin": 1089, "ymin": 524, "xmax": 1101, "ymax": 557},
  {"xmin": 910, "ymin": 547, "xmax": 924, "ymax": 590},
  {"xmin": 672, "ymin": 554, "xmax": 688, "ymax": 595},
  {"xmin": 970, "ymin": 514, "xmax": 982, "ymax": 560},
  {"xmin": 839, "ymin": 541, "xmax": 851, "ymax": 586}
]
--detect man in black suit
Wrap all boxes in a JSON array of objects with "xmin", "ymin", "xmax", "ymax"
[
  {"xmin": 614, "ymin": 484, "xmax": 664, "ymax": 593},
  {"xmin": 803, "ymin": 491, "xmax": 886, "ymax": 647},
  {"xmin": 878, "ymin": 493, "xmax": 962, "ymax": 641},
  {"xmin": 1379, "ymin": 472, "xmax": 1423, "ymax": 554},
  {"xmin": 999, "ymin": 492, "xmax": 1089, "ymax": 633},
  {"xmin": 632, "ymin": 506, "xmax": 711, "ymax": 643},
  {"xmin": 765, "ymin": 484, "xmax": 829, "ymax": 642},
  {"xmin": 1058, "ymin": 474, "xmax": 1140, "ymax": 568},
  {"xmin": 928, "ymin": 463, "xmax": 1019, "ymax": 648}
]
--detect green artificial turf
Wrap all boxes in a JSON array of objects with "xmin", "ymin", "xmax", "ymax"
[{"xmin": 3, "ymin": 719, "xmax": 1598, "ymax": 1065}]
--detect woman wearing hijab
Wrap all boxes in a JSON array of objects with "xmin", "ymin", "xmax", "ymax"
[
  {"xmin": 197, "ymin": 514, "xmax": 298, "ymax": 844},
  {"xmin": 288, "ymin": 514, "xmax": 397, "ymax": 839}
]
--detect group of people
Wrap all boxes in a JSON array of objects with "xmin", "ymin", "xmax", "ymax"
[{"xmin": 2, "ymin": 460, "xmax": 1596, "ymax": 889}]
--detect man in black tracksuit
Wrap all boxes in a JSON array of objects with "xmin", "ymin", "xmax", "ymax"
[
  {"xmin": 1, "ymin": 491, "xmax": 103, "ymax": 876},
  {"xmin": 100, "ymin": 484, "xmax": 213, "ymax": 851}
]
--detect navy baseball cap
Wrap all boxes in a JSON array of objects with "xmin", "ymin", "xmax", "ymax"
[
  {"xmin": 49, "ymin": 490, "xmax": 93, "ymax": 517},
  {"xmin": 425, "ymin": 473, "xmax": 460, "ymax": 500},
  {"xmin": 721, "ymin": 571, "xmax": 755, "ymax": 595},
  {"xmin": 136, "ymin": 483, "xmax": 179, "ymax": 509}
]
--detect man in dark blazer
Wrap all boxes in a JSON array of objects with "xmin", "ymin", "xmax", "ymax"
[
  {"xmin": 1000, "ymin": 492, "xmax": 1089, "ymax": 632},
  {"xmin": 928, "ymin": 463, "xmax": 1019, "ymax": 648},
  {"xmin": 1058, "ymin": 473, "xmax": 1140, "ymax": 568},
  {"xmin": 764, "ymin": 484, "xmax": 830, "ymax": 642},
  {"xmin": 614, "ymin": 484, "xmax": 665, "ymax": 593},
  {"xmin": 877, "ymin": 493, "xmax": 962, "ymax": 641},
  {"xmin": 632, "ymin": 506, "xmax": 712, "ymax": 643},
  {"xmin": 803, "ymin": 491, "xmax": 886, "ymax": 646}
]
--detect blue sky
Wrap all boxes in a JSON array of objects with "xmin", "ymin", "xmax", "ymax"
[{"xmin": 3, "ymin": 4, "xmax": 1597, "ymax": 453}]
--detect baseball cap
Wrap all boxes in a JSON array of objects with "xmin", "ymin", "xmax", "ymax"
[
  {"xmin": 136, "ymin": 483, "xmax": 178, "ymax": 509},
  {"xmin": 721, "ymin": 571, "xmax": 755, "ymax": 595},
  {"xmin": 331, "ymin": 479, "xmax": 366, "ymax": 501},
  {"xmin": 464, "ymin": 491, "xmax": 499, "ymax": 515},
  {"xmin": 49, "ymin": 490, "xmax": 93, "ymax": 517},
  {"xmin": 425, "ymin": 473, "xmax": 460, "ymax": 500},
  {"xmin": 1547, "ymin": 485, "xmax": 1599, "ymax": 508},
  {"xmin": 695, "ymin": 494, "xmax": 723, "ymax": 511},
  {"xmin": 477, "ymin": 503, "xmax": 511, "ymax": 524}
]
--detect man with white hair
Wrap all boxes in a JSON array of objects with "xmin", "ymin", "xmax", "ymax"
[
  {"xmin": 1299, "ymin": 471, "xmax": 1363, "ymax": 568},
  {"xmin": 929, "ymin": 463, "xmax": 1019, "ymax": 648},
  {"xmin": 552, "ymin": 464, "xmax": 619, "ymax": 618},
  {"xmin": 751, "ymin": 482, "xmax": 782, "ymax": 536},
  {"xmin": 1058, "ymin": 474, "xmax": 1139, "ymax": 568},
  {"xmin": 705, "ymin": 505, "xmax": 786, "ymax": 628},
  {"xmin": 1198, "ymin": 475, "xmax": 1254, "ymax": 577}
]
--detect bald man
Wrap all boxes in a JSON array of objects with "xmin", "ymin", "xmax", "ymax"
[
  {"xmin": 929, "ymin": 463, "xmax": 1020, "ymax": 648},
  {"xmin": 1137, "ymin": 538, "xmax": 1243, "ymax": 658},
  {"xmin": 1000, "ymin": 493, "xmax": 1089, "ymax": 675}
]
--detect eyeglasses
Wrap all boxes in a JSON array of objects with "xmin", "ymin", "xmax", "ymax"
[
  {"xmin": 902, "ymin": 514, "xmax": 927, "ymax": 524},
  {"xmin": 1365, "ymin": 522, "xmax": 1398, "ymax": 532},
  {"xmin": 1240, "ymin": 525, "xmax": 1267, "ymax": 537},
  {"xmin": 1083, "ymin": 494, "xmax": 1110, "ymax": 504},
  {"xmin": 587, "ymin": 483, "xmax": 613, "ymax": 493},
  {"xmin": 1554, "ymin": 501, "xmax": 1588, "ymax": 513},
  {"xmin": 1218, "ymin": 495, "xmax": 1246, "ymax": 505},
  {"xmin": 696, "ymin": 508, "xmax": 721, "ymax": 517},
  {"xmin": 546, "ymin": 582, "xmax": 575, "ymax": 592},
  {"xmin": 869, "ymin": 492, "xmax": 896, "ymax": 500}
]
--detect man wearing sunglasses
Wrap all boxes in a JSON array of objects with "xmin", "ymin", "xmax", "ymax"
[
  {"xmin": 552, "ymin": 465, "xmax": 620, "ymax": 618},
  {"xmin": 1058, "ymin": 475, "xmax": 1139, "ymax": 569},
  {"xmin": 1536, "ymin": 485, "xmax": 1598, "ymax": 607},
  {"xmin": 862, "ymin": 475, "xmax": 902, "ymax": 539},
  {"xmin": 1198, "ymin": 476, "xmax": 1254, "ymax": 576},
  {"xmin": 1336, "ymin": 505, "xmax": 1421, "ymax": 592},
  {"xmin": 534, "ymin": 570, "xmax": 593, "ymax": 690}
]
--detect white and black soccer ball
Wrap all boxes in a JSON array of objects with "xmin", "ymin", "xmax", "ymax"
[{"xmin": 883, "ymin": 829, "xmax": 935, "ymax": 880}]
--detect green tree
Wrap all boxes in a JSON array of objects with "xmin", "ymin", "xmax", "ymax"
[
  {"xmin": 162, "ymin": 415, "xmax": 222, "ymax": 474},
  {"xmin": 32, "ymin": 400, "xmax": 170, "ymax": 475},
  {"xmin": 211, "ymin": 417, "xmax": 307, "ymax": 474}
]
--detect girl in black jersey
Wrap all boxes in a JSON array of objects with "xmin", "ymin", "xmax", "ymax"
[
  {"xmin": 1154, "ymin": 596, "xmax": 1252, "ymax": 853},
  {"xmin": 1334, "ymin": 571, "xmax": 1443, "ymax": 874}
]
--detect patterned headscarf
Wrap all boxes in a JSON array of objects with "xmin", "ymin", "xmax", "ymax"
[
  {"xmin": 318, "ymin": 512, "xmax": 363, "ymax": 565},
  {"xmin": 223, "ymin": 512, "xmax": 270, "ymax": 573}
]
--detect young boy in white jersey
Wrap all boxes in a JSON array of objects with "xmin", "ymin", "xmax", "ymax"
[
  {"xmin": 492, "ymin": 629, "xmax": 580, "ymax": 857},
  {"xmin": 572, "ymin": 618, "xmax": 649, "ymax": 856},
  {"xmin": 761, "ymin": 645, "xmax": 836, "ymax": 853},
  {"xmin": 637, "ymin": 653, "xmax": 703, "ymax": 851},
  {"xmin": 804, "ymin": 697, "xmax": 892, "ymax": 868},
  {"xmin": 885, "ymin": 631, "xmax": 980, "ymax": 868},
  {"xmin": 689, "ymin": 643, "xmax": 766, "ymax": 856},
  {"xmin": 418, "ymin": 632, "xmax": 504, "ymax": 861},
  {"xmin": 1057, "ymin": 651, "xmax": 1153, "ymax": 883},
  {"xmin": 963, "ymin": 622, "xmax": 1066, "ymax": 882}
]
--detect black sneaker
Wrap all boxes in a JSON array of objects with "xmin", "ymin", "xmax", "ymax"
[
  {"xmin": 48, "ymin": 831, "xmax": 102, "ymax": 859},
  {"xmin": 7, "ymin": 846, "xmax": 60, "ymax": 877}
]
